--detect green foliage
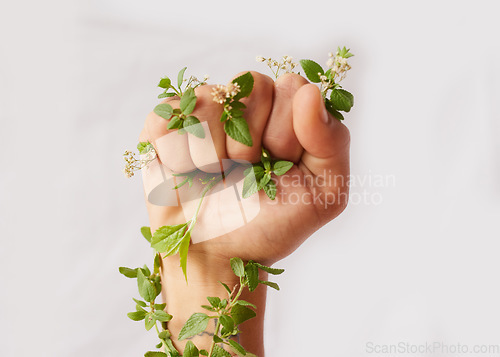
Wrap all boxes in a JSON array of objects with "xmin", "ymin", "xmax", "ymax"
[
  {"xmin": 224, "ymin": 116, "xmax": 253, "ymax": 147},
  {"xmin": 178, "ymin": 313, "xmax": 210, "ymax": 341},
  {"xmin": 141, "ymin": 226, "xmax": 152, "ymax": 243},
  {"xmin": 151, "ymin": 223, "xmax": 188, "ymax": 255},
  {"xmin": 299, "ymin": 59, "xmax": 324, "ymax": 83},
  {"xmin": 232, "ymin": 72, "xmax": 254, "ymax": 100},
  {"xmin": 230, "ymin": 257, "xmax": 245, "ymax": 278},
  {"xmin": 137, "ymin": 142, "xmax": 154, "ymax": 155}
]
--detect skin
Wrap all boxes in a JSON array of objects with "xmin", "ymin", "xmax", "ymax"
[{"xmin": 139, "ymin": 71, "xmax": 350, "ymax": 356}]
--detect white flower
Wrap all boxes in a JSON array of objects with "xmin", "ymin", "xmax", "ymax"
[{"xmin": 256, "ymin": 56, "xmax": 265, "ymax": 62}]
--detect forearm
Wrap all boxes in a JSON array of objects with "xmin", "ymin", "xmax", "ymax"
[{"xmin": 161, "ymin": 253, "xmax": 268, "ymax": 356}]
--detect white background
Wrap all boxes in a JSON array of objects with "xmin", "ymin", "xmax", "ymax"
[{"xmin": 1, "ymin": 1, "xmax": 499, "ymax": 356}]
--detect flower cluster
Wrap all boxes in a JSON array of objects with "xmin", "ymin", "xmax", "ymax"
[
  {"xmin": 184, "ymin": 74, "xmax": 210, "ymax": 89},
  {"xmin": 326, "ymin": 50, "xmax": 352, "ymax": 83},
  {"xmin": 256, "ymin": 55, "xmax": 298, "ymax": 79},
  {"xmin": 211, "ymin": 82, "xmax": 241, "ymax": 104},
  {"xmin": 123, "ymin": 145, "xmax": 157, "ymax": 178}
]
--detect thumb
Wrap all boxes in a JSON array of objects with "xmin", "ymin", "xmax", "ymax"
[{"xmin": 292, "ymin": 84, "xmax": 350, "ymax": 181}]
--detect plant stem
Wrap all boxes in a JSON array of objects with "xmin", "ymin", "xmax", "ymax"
[{"xmin": 208, "ymin": 319, "xmax": 222, "ymax": 357}]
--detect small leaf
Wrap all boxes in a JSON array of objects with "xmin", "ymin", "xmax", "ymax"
[
  {"xmin": 183, "ymin": 341, "xmax": 199, "ymax": 357},
  {"xmin": 207, "ymin": 296, "xmax": 221, "ymax": 309},
  {"xmin": 167, "ymin": 115, "xmax": 183, "ymax": 130},
  {"xmin": 119, "ymin": 267, "xmax": 137, "ymax": 278},
  {"xmin": 231, "ymin": 304, "xmax": 257, "ymax": 325},
  {"xmin": 127, "ymin": 311, "xmax": 146, "ymax": 321},
  {"xmin": 244, "ymin": 263, "xmax": 259, "ymax": 292},
  {"xmin": 183, "ymin": 116, "xmax": 205, "ymax": 138},
  {"xmin": 158, "ymin": 330, "xmax": 171, "ymax": 339},
  {"xmin": 199, "ymin": 350, "xmax": 209, "ymax": 356},
  {"xmin": 260, "ymin": 173, "xmax": 271, "ymax": 188},
  {"xmin": 180, "ymin": 87, "xmax": 197, "ymax": 115},
  {"xmin": 242, "ymin": 165, "xmax": 265, "ymax": 199},
  {"xmin": 144, "ymin": 351, "xmax": 168, "ymax": 357},
  {"xmin": 154, "ymin": 303, "xmax": 167, "ymax": 310},
  {"xmin": 211, "ymin": 345, "xmax": 231, "ymax": 357},
  {"xmin": 158, "ymin": 77, "xmax": 171, "ymax": 89},
  {"xmin": 259, "ymin": 280, "xmax": 280, "ymax": 290},
  {"xmin": 232, "ymin": 72, "xmax": 254, "ymax": 100},
  {"xmin": 137, "ymin": 269, "xmax": 156, "ymax": 302},
  {"xmin": 220, "ymin": 281, "xmax": 232, "ymax": 295},
  {"xmin": 224, "ymin": 117, "xmax": 253, "ymax": 147},
  {"xmin": 145, "ymin": 313, "xmax": 156, "ymax": 330},
  {"xmin": 178, "ymin": 231, "xmax": 191, "ymax": 282},
  {"xmin": 178, "ymin": 313, "xmax": 210, "ymax": 341},
  {"xmin": 142, "ymin": 264, "xmax": 151, "ymax": 277},
  {"xmin": 299, "ymin": 59, "xmax": 324, "ymax": 83},
  {"xmin": 177, "ymin": 67, "xmax": 187, "ymax": 88},
  {"xmin": 263, "ymin": 180, "xmax": 277, "ymax": 200},
  {"xmin": 253, "ymin": 262, "xmax": 285, "ymax": 275},
  {"xmin": 154, "ymin": 253, "xmax": 161, "ymax": 274},
  {"xmin": 228, "ymin": 340, "xmax": 247, "ymax": 356},
  {"xmin": 141, "ymin": 226, "xmax": 152, "ymax": 243},
  {"xmin": 234, "ymin": 300, "xmax": 257, "ymax": 309},
  {"xmin": 201, "ymin": 305, "xmax": 216, "ymax": 312},
  {"xmin": 330, "ymin": 88, "xmax": 354, "ymax": 112},
  {"xmin": 133, "ymin": 298, "xmax": 147, "ymax": 307},
  {"xmin": 230, "ymin": 257, "xmax": 245, "ymax": 277},
  {"xmin": 219, "ymin": 314, "xmax": 234, "ymax": 333},
  {"xmin": 137, "ymin": 142, "xmax": 152, "ymax": 155},
  {"xmin": 154, "ymin": 103, "xmax": 174, "ymax": 120},
  {"xmin": 154, "ymin": 310, "xmax": 173, "ymax": 322},
  {"xmin": 151, "ymin": 224, "xmax": 188, "ymax": 255},
  {"xmin": 272, "ymin": 161, "xmax": 293, "ymax": 176},
  {"xmin": 213, "ymin": 335, "xmax": 223, "ymax": 343},
  {"xmin": 155, "ymin": 342, "xmax": 163, "ymax": 349}
]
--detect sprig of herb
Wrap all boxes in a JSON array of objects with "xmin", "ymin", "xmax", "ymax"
[
  {"xmin": 299, "ymin": 47, "xmax": 354, "ymax": 120},
  {"xmin": 177, "ymin": 258, "xmax": 284, "ymax": 356},
  {"xmin": 154, "ymin": 68, "xmax": 207, "ymax": 139},
  {"xmin": 211, "ymin": 72, "xmax": 254, "ymax": 147},
  {"xmin": 255, "ymin": 55, "xmax": 298, "ymax": 79},
  {"xmin": 123, "ymin": 141, "xmax": 157, "ymax": 178},
  {"xmin": 242, "ymin": 149, "xmax": 293, "ymax": 200}
]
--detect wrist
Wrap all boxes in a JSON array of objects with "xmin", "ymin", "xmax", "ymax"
[{"xmin": 160, "ymin": 252, "xmax": 268, "ymax": 355}]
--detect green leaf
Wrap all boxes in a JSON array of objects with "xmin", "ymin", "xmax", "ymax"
[
  {"xmin": 228, "ymin": 340, "xmax": 247, "ymax": 356},
  {"xmin": 201, "ymin": 305, "xmax": 216, "ymax": 312},
  {"xmin": 154, "ymin": 253, "xmax": 161, "ymax": 275},
  {"xmin": 199, "ymin": 350, "xmax": 209, "ymax": 356},
  {"xmin": 133, "ymin": 298, "xmax": 147, "ymax": 307},
  {"xmin": 178, "ymin": 313, "xmax": 210, "ymax": 341},
  {"xmin": 155, "ymin": 342, "xmax": 163, "ymax": 349},
  {"xmin": 330, "ymin": 88, "xmax": 354, "ymax": 112},
  {"xmin": 272, "ymin": 161, "xmax": 293, "ymax": 176},
  {"xmin": 244, "ymin": 263, "xmax": 259, "ymax": 292},
  {"xmin": 127, "ymin": 311, "xmax": 146, "ymax": 321},
  {"xmin": 220, "ymin": 281, "xmax": 232, "ymax": 295},
  {"xmin": 231, "ymin": 304, "xmax": 256, "ymax": 325},
  {"xmin": 232, "ymin": 72, "xmax": 254, "ymax": 100},
  {"xmin": 180, "ymin": 87, "xmax": 197, "ymax": 115},
  {"xmin": 234, "ymin": 300, "xmax": 257, "ymax": 309},
  {"xmin": 253, "ymin": 262, "xmax": 285, "ymax": 275},
  {"xmin": 299, "ymin": 59, "xmax": 324, "ymax": 83},
  {"xmin": 230, "ymin": 101, "xmax": 246, "ymax": 110},
  {"xmin": 242, "ymin": 165, "xmax": 265, "ymax": 199},
  {"xmin": 183, "ymin": 341, "xmax": 199, "ymax": 357},
  {"xmin": 263, "ymin": 180, "xmax": 277, "ymax": 200},
  {"xmin": 158, "ymin": 77, "xmax": 171, "ymax": 89},
  {"xmin": 166, "ymin": 115, "xmax": 183, "ymax": 130},
  {"xmin": 207, "ymin": 296, "xmax": 221, "ymax": 309},
  {"xmin": 213, "ymin": 335, "xmax": 223, "ymax": 343},
  {"xmin": 141, "ymin": 226, "xmax": 152, "ymax": 243},
  {"xmin": 260, "ymin": 173, "xmax": 271, "ymax": 188},
  {"xmin": 154, "ymin": 303, "xmax": 167, "ymax": 310},
  {"xmin": 154, "ymin": 103, "xmax": 174, "ymax": 120},
  {"xmin": 178, "ymin": 230, "xmax": 191, "ymax": 281},
  {"xmin": 145, "ymin": 313, "xmax": 156, "ymax": 330},
  {"xmin": 137, "ymin": 142, "xmax": 152, "ymax": 155},
  {"xmin": 230, "ymin": 257, "xmax": 245, "ymax": 277},
  {"xmin": 158, "ymin": 330, "xmax": 171, "ymax": 339},
  {"xmin": 158, "ymin": 92, "xmax": 176, "ymax": 99},
  {"xmin": 177, "ymin": 67, "xmax": 187, "ymax": 89},
  {"xmin": 211, "ymin": 345, "xmax": 231, "ymax": 357},
  {"xmin": 144, "ymin": 351, "xmax": 168, "ymax": 357},
  {"xmin": 259, "ymin": 280, "xmax": 280, "ymax": 290},
  {"xmin": 151, "ymin": 224, "xmax": 188, "ymax": 255},
  {"xmin": 154, "ymin": 310, "xmax": 173, "ymax": 322},
  {"xmin": 219, "ymin": 314, "xmax": 234, "ymax": 333},
  {"xmin": 224, "ymin": 117, "xmax": 253, "ymax": 147},
  {"xmin": 142, "ymin": 264, "xmax": 151, "ymax": 277},
  {"xmin": 137, "ymin": 269, "xmax": 156, "ymax": 302},
  {"xmin": 183, "ymin": 116, "xmax": 205, "ymax": 138},
  {"xmin": 119, "ymin": 267, "xmax": 137, "ymax": 278}
]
